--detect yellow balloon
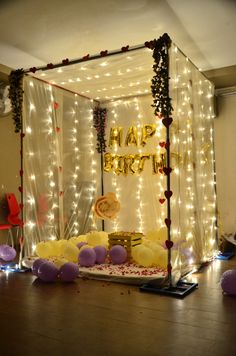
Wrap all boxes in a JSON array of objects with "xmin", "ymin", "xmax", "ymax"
[
  {"xmin": 51, "ymin": 257, "xmax": 69, "ymax": 269},
  {"xmin": 49, "ymin": 240, "xmax": 61, "ymax": 257},
  {"xmin": 61, "ymin": 242, "xmax": 79, "ymax": 263},
  {"xmin": 151, "ymin": 245, "xmax": 166, "ymax": 266},
  {"xmin": 86, "ymin": 231, "xmax": 108, "ymax": 247},
  {"xmin": 156, "ymin": 249, "xmax": 167, "ymax": 269},
  {"xmin": 75, "ymin": 235, "xmax": 88, "ymax": 244},
  {"xmin": 35, "ymin": 241, "xmax": 54, "ymax": 258},
  {"xmin": 136, "ymin": 245, "xmax": 154, "ymax": 267},
  {"xmin": 131, "ymin": 244, "xmax": 144, "ymax": 261},
  {"xmin": 58, "ymin": 240, "xmax": 69, "ymax": 255},
  {"xmin": 79, "ymin": 244, "xmax": 93, "ymax": 251}
]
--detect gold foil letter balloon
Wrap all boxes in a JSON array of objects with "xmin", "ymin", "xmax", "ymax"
[
  {"xmin": 109, "ymin": 127, "xmax": 123, "ymax": 148},
  {"xmin": 141, "ymin": 124, "xmax": 156, "ymax": 146},
  {"xmin": 125, "ymin": 126, "xmax": 138, "ymax": 146}
]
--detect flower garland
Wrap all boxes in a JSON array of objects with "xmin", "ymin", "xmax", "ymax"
[
  {"xmin": 93, "ymin": 107, "xmax": 107, "ymax": 153},
  {"xmin": 151, "ymin": 33, "xmax": 173, "ymax": 118},
  {"xmin": 9, "ymin": 69, "xmax": 24, "ymax": 133}
]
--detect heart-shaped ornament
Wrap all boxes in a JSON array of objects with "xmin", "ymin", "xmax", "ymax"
[
  {"xmin": 165, "ymin": 240, "xmax": 174, "ymax": 249},
  {"xmin": 159, "ymin": 198, "xmax": 166, "ymax": 204},
  {"xmin": 163, "ymin": 167, "xmax": 172, "ymax": 175},
  {"xmin": 162, "ymin": 117, "xmax": 173, "ymax": 127},
  {"xmin": 165, "ymin": 218, "xmax": 171, "ymax": 227},
  {"xmin": 159, "ymin": 141, "xmax": 166, "ymax": 148},
  {"xmin": 164, "ymin": 190, "xmax": 173, "ymax": 199}
]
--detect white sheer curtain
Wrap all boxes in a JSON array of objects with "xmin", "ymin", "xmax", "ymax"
[
  {"xmin": 169, "ymin": 44, "xmax": 216, "ymax": 271},
  {"xmin": 23, "ymin": 76, "xmax": 101, "ymax": 256}
]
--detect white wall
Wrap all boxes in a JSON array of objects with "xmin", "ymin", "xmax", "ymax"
[{"xmin": 214, "ymin": 94, "xmax": 236, "ymax": 234}]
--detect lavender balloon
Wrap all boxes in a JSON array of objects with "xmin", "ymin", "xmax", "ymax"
[
  {"xmin": 0, "ymin": 245, "xmax": 17, "ymax": 262},
  {"xmin": 38, "ymin": 261, "xmax": 59, "ymax": 282},
  {"xmin": 221, "ymin": 270, "xmax": 236, "ymax": 296},
  {"xmin": 109, "ymin": 245, "xmax": 127, "ymax": 265},
  {"xmin": 32, "ymin": 258, "xmax": 47, "ymax": 277},
  {"xmin": 77, "ymin": 242, "xmax": 88, "ymax": 249},
  {"xmin": 79, "ymin": 248, "xmax": 96, "ymax": 267},
  {"xmin": 59, "ymin": 262, "xmax": 79, "ymax": 282},
  {"xmin": 94, "ymin": 246, "xmax": 107, "ymax": 264}
]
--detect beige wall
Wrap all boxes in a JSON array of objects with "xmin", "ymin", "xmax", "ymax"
[
  {"xmin": 0, "ymin": 63, "xmax": 21, "ymax": 243},
  {"xmin": 214, "ymin": 93, "xmax": 236, "ymax": 234}
]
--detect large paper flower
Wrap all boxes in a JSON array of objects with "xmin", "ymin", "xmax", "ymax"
[{"xmin": 93, "ymin": 192, "xmax": 120, "ymax": 220}]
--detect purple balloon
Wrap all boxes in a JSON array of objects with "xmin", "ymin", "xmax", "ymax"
[
  {"xmin": 94, "ymin": 246, "xmax": 107, "ymax": 264},
  {"xmin": 38, "ymin": 262, "xmax": 59, "ymax": 282},
  {"xmin": 221, "ymin": 270, "xmax": 236, "ymax": 295},
  {"xmin": 0, "ymin": 245, "xmax": 17, "ymax": 262},
  {"xmin": 32, "ymin": 258, "xmax": 47, "ymax": 276},
  {"xmin": 77, "ymin": 242, "xmax": 88, "ymax": 249},
  {"xmin": 109, "ymin": 245, "xmax": 127, "ymax": 265},
  {"xmin": 79, "ymin": 248, "xmax": 96, "ymax": 267},
  {"xmin": 59, "ymin": 262, "xmax": 79, "ymax": 282}
]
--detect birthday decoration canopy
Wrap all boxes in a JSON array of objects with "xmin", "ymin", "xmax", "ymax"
[{"xmin": 9, "ymin": 34, "xmax": 217, "ymax": 280}]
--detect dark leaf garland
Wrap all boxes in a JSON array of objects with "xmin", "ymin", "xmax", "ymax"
[
  {"xmin": 9, "ymin": 69, "xmax": 24, "ymax": 132},
  {"xmin": 93, "ymin": 107, "xmax": 107, "ymax": 153},
  {"xmin": 151, "ymin": 33, "xmax": 173, "ymax": 118}
]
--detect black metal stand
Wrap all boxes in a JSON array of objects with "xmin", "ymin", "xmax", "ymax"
[{"xmin": 140, "ymin": 279, "xmax": 198, "ymax": 298}]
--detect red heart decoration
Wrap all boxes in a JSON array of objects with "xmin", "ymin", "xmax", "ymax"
[
  {"xmin": 165, "ymin": 240, "xmax": 174, "ymax": 249},
  {"xmin": 54, "ymin": 102, "xmax": 59, "ymax": 109},
  {"xmin": 56, "ymin": 127, "xmax": 60, "ymax": 133},
  {"xmin": 165, "ymin": 218, "xmax": 171, "ymax": 227},
  {"xmin": 21, "ymin": 133, "xmax": 25, "ymax": 138},
  {"xmin": 163, "ymin": 167, "xmax": 172, "ymax": 175},
  {"xmin": 162, "ymin": 117, "xmax": 173, "ymax": 127},
  {"xmin": 100, "ymin": 50, "xmax": 108, "ymax": 57},
  {"xmin": 164, "ymin": 190, "xmax": 173, "ymax": 199},
  {"xmin": 159, "ymin": 198, "xmax": 165, "ymax": 204},
  {"xmin": 159, "ymin": 168, "xmax": 163, "ymax": 174},
  {"xmin": 121, "ymin": 45, "xmax": 129, "ymax": 52},
  {"xmin": 159, "ymin": 141, "xmax": 166, "ymax": 148},
  {"xmin": 144, "ymin": 40, "xmax": 155, "ymax": 49},
  {"xmin": 47, "ymin": 63, "xmax": 54, "ymax": 69},
  {"xmin": 167, "ymin": 263, "xmax": 172, "ymax": 273},
  {"xmin": 30, "ymin": 67, "xmax": 37, "ymax": 73},
  {"xmin": 19, "ymin": 170, "xmax": 24, "ymax": 176},
  {"xmin": 165, "ymin": 141, "xmax": 170, "ymax": 149},
  {"xmin": 83, "ymin": 54, "xmax": 90, "ymax": 60},
  {"xmin": 18, "ymin": 186, "xmax": 23, "ymax": 193},
  {"xmin": 62, "ymin": 58, "xmax": 69, "ymax": 65}
]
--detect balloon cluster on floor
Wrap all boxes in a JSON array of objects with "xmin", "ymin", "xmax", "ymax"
[
  {"xmin": 32, "ymin": 259, "xmax": 79, "ymax": 282},
  {"xmin": 32, "ymin": 228, "xmax": 190, "ymax": 282}
]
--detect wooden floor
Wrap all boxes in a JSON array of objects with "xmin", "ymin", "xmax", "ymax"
[{"xmin": 1, "ymin": 257, "xmax": 236, "ymax": 356}]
